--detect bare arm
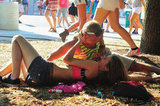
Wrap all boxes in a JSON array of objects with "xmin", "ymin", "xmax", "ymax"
[
  {"xmin": 128, "ymin": 76, "xmax": 152, "ymax": 81},
  {"xmin": 46, "ymin": 38, "xmax": 78, "ymax": 61},
  {"xmin": 128, "ymin": 76, "xmax": 160, "ymax": 82}
]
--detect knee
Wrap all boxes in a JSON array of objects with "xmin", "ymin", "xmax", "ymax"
[
  {"xmin": 135, "ymin": 19, "xmax": 140, "ymax": 24},
  {"xmin": 45, "ymin": 14, "xmax": 48, "ymax": 17},
  {"xmin": 130, "ymin": 18, "xmax": 135, "ymax": 23},
  {"xmin": 45, "ymin": 13, "xmax": 49, "ymax": 17},
  {"xmin": 52, "ymin": 16, "xmax": 56, "ymax": 20},
  {"xmin": 12, "ymin": 35, "xmax": 24, "ymax": 43}
]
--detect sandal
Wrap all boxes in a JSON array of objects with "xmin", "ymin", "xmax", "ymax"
[{"xmin": 49, "ymin": 28, "xmax": 57, "ymax": 32}]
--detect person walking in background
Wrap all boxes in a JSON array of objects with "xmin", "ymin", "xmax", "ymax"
[
  {"xmin": 59, "ymin": 0, "xmax": 88, "ymax": 42},
  {"xmin": 36, "ymin": 0, "xmax": 44, "ymax": 15},
  {"xmin": 44, "ymin": 0, "xmax": 58, "ymax": 32},
  {"xmin": 56, "ymin": 0, "xmax": 70, "ymax": 28},
  {"xmin": 86, "ymin": 0, "xmax": 99, "ymax": 21},
  {"xmin": 128, "ymin": 0, "xmax": 145, "ymax": 34},
  {"xmin": 126, "ymin": 0, "xmax": 139, "ymax": 34},
  {"xmin": 86, "ymin": 0, "xmax": 94, "ymax": 22},
  {"xmin": 105, "ymin": 18, "xmax": 110, "ymax": 32},
  {"xmin": 93, "ymin": 0, "xmax": 141, "ymax": 57},
  {"xmin": 22, "ymin": 0, "xmax": 28, "ymax": 14},
  {"xmin": 15, "ymin": 0, "xmax": 24, "ymax": 23}
]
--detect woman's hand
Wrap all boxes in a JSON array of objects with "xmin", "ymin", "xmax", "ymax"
[{"xmin": 78, "ymin": 32, "xmax": 84, "ymax": 43}]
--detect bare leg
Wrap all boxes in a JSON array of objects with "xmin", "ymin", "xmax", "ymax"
[
  {"xmin": 21, "ymin": 60, "xmax": 28, "ymax": 79},
  {"xmin": 86, "ymin": 13, "xmax": 92, "ymax": 22},
  {"xmin": 129, "ymin": 11, "xmax": 138, "ymax": 33},
  {"xmin": 135, "ymin": 14, "xmax": 143, "ymax": 29},
  {"xmin": 69, "ymin": 15, "xmax": 75, "ymax": 23},
  {"xmin": 76, "ymin": 4, "xmax": 87, "ymax": 31},
  {"xmin": 108, "ymin": 8, "xmax": 137, "ymax": 49},
  {"xmin": 134, "ymin": 22, "xmax": 139, "ymax": 33},
  {"xmin": 106, "ymin": 21, "xmax": 110, "ymax": 32},
  {"xmin": 93, "ymin": 7, "xmax": 110, "ymax": 25},
  {"xmin": 57, "ymin": 16, "xmax": 61, "ymax": 26},
  {"xmin": 68, "ymin": 21, "xmax": 79, "ymax": 32},
  {"xmin": 59, "ymin": 4, "xmax": 86, "ymax": 42},
  {"xmin": 63, "ymin": 17, "xmax": 69, "ymax": 26},
  {"xmin": 129, "ymin": 13, "xmax": 142, "ymax": 34},
  {"xmin": 129, "ymin": 61, "xmax": 160, "ymax": 75},
  {"xmin": 11, "ymin": 35, "xmax": 39, "ymax": 79},
  {"xmin": 0, "ymin": 60, "xmax": 12, "ymax": 76},
  {"xmin": 40, "ymin": 8, "xmax": 42, "ymax": 15},
  {"xmin": 68, "ymin": 4, "xmax": 86, "ymax": 32},
  {"xmin": 51, "ymin": 11, "xmax": 57, "ymax": 31},
  {"xmin": 45, "ymin": 9, "xmax": 54, "ymax": 30}
]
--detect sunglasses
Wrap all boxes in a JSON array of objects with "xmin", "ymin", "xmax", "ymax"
[
  {"xmin": 84, "ymin": 29, "xmax": 104, "ymax": 36},
  {"xmin": 85, "ymin": 32, "xmax": 95, "ymax": 35}
]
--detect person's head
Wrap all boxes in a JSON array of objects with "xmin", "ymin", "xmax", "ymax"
[
  {"xmin": 81, "ymin": 20, "xmax": 104, "ymax": 45},
  {"xmin": 98, "ymin": 55, "xmax": 128, "ymax": 85}
]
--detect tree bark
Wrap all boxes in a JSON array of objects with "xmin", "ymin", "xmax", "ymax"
[{"xmin": 140, "ymin": 0, "xmax": 160, "ymax": 55}]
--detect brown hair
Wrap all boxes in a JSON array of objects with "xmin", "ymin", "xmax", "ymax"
[
  {"xmin": 96, "ymin": 55, "xmax": 128, "ymax": 85},
  {"xmin": 82, "ymin": 20, "xmax": 103, "ymax": 36},
  {"xmin": 105, "ymin": 55, "xmax": 129, "ymax": 84}
]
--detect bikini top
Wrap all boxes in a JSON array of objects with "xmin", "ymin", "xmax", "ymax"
[{"xmin": 72, "ymin": 65, "xmax": 86, "ymax": 80}]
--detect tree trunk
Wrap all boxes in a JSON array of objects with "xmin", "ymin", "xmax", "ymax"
[{"xmin": 140, "ymin": 0, "xmax": 160, "ymax": 55}]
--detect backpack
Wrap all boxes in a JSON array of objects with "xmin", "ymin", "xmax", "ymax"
[
  {"xmin": 112, "ymin": 81, "xmax": 155, "ymax": 101},
  {"xmin": 22, "ymin": 0, "xmax": 28, "ymax": 5}
]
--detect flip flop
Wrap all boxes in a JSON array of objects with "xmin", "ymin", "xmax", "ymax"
[{"xmin": 49, "ymin": 28, "xmax": 57, "ymax": 32}]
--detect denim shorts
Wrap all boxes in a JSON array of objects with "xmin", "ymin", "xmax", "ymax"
[
  {"xmin": 56, "ymin": 7, "xmax": 67, "ymax": 17},
  {"xmin": 25, "ymin": 56, "xmax": 54, "ymax": 86}
]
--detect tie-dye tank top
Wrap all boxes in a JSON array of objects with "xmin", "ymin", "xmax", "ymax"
[{"xmin": 74, "ymin": 41, "xmax": 100, "ymax": 60}]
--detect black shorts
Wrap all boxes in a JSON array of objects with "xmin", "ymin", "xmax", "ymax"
[{"xmin": 25, "ymin": 56, "xmax": 54, "ymax": 86}]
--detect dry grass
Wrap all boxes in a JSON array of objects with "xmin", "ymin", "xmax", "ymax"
[{"xmin": 0, "ymin": 38, "xmax": 160, "ymax": 105}]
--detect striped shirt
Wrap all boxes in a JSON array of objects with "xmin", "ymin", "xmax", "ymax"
[{"xmin": 47, "ymin": 0, "xmax": 58, "ymax": 10}]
